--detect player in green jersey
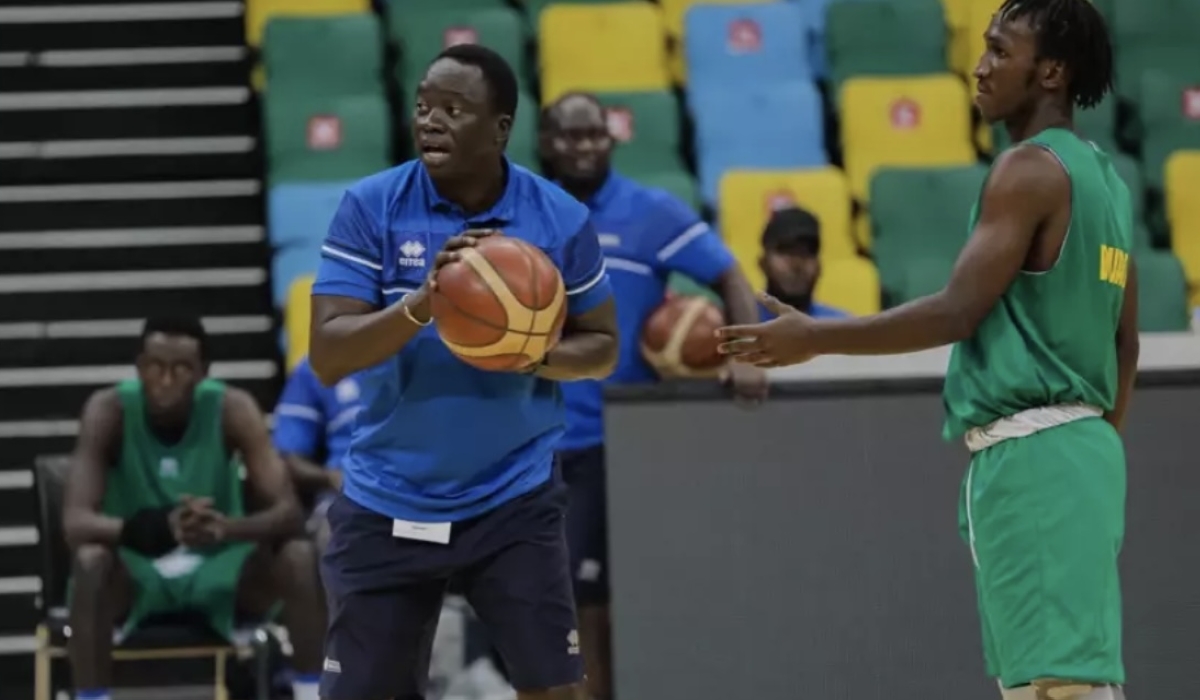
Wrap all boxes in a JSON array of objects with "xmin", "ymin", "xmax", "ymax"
[
  {"xmin": 715, "ymin": 1, "xmax": 1138, "ymax": 698},
  {"xmin": 63, "ymin": 317, "xmax": 327, "ymax": 700}
]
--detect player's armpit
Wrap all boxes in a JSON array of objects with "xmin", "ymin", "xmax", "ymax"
[
  {"xmin": 805, "ymin": 146, "xmax": 1064, "ymax": 356},
  {"xmin": 220, "ymin": 388, "xmax": 303, "ymax": 542},
  {"xmin": 534, "ymin": 296, "xmax": 619, "ymax": 381},
  {"xmin": 63, "ymin": 389, "xmax": 125, "ymax": 549},
  {"xmin": 1105, "ymin": 258, "xmax": 1139, "ymax": 431},
  {"xmin": 309, "ymin": 293, "xmax": 426, "ymax": 385}
]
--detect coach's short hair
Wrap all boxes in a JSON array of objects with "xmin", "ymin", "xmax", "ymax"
[{"xmin": 434, "ymin": 44, "xmax": 519, "ymax": 119}]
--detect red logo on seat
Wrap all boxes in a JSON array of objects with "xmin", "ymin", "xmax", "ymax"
[
  {"xmin": 606, "ymin": 107, "xmax": 634, "ymax": 142},
  {"xmin": 727, "ymin": 19, "xmax": 762, "ymax": 53},
  {"xmin": 307, "ymin": 115, "xmax": 341, "ymax": 151},
  {"xmin": 889, "ymin": 98, "xmax": 921, "ymax": 129},
  {"xmin": 1183, "ymin": 87, "xmax": 1200, "ymax": 120},
  {"xmin": 443, "ymin": 26, "xmax": 478, "ymax": 48},
  {"xmin": 765, "ymin": 190, "xmax": 796, "ymax": 214}
]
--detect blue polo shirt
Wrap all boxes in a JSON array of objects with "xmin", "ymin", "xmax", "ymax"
[
  {"xmin": 312, "ymin": 159, "xmax": 613, "ymax": 522},
  {"xmin": 271, "ymin": 357, "xmax": 362, "ymax": 469},
  {"xmin": 559, "ymin": 172, "xmax": 736, "ymax": 451}
]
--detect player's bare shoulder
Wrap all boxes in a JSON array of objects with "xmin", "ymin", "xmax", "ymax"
[
  {"xmin": 985, "ymin": 143, "xmax": 1070, "ymax": 209},
  {"xmin": 80, "ymin": 386, "xmax": 123, "ymax": 432},
  {"xmin": 220, "ymin": 386, "xmax": 265, "ymax": 426}
]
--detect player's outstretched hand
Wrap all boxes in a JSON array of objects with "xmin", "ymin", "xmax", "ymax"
[
  {"xmin": 427, "ymin": 229, "xmax": 502, "ymax": 292},
  {"xmin": 715, "ymin": 293, "xmax": 817, "ymax": 368}
]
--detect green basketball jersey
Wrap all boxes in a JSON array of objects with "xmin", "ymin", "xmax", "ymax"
[
  {"xmin": 943, "ymin": 128, "xmax": 1134, "ymax": 439},
  {"xmin": 103, "ymin": 378, "xmax": 245, "ymax": 520}
]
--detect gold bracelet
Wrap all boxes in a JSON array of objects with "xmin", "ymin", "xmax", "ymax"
[{"xmin": 401, "ymin": 293, "xmax": 432, "ymax": 327}]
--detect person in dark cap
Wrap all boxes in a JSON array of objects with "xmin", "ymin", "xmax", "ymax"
[{"xmin": 758, "ymin": 206, "xmax": 850, "ymax": 320}]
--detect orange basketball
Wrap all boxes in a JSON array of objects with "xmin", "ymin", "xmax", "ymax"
[
  {"xmin": 641, "ymin": 294, "xmax": 726, "ymax": 378},
  {"xmin": 430, "ymin": 236, "xmax": 567, "ymax": 372}
]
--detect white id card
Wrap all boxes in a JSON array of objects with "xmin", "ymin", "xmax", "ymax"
[{"xmin": 392, "ymin": 519, "xmax": 452, "ymax": 545}]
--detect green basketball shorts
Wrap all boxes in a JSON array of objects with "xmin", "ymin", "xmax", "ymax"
[{"xmin": 957, "ymin": 417, "xmax": 1126, "ymax": 688}]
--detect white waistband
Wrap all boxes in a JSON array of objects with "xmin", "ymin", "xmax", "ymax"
[{"xmin": 964, "ymin": 403, "xmax": 1104, "ymax": 453}]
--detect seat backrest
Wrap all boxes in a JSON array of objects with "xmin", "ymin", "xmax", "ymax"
[
  {"xmin": 816, "ymin": 256, "xmax": 882, "ymax": 315},
  {"xmin": 684, "ymin": 2, "xmax": 811, "ymax": 92},
  {"xmin": 263, "ymin": 92, "xmax": 391, "ymax": 185},
  {"xmin": 1135, "ymin": 250, "xmax": 1191, "ymax": 332},
  {"xmin": 263, "ymin": 14, "xmax": 383, "ymax": 95},
  {"xmin": 267, "ymin": 181, "xmax": 355, "ymax": 248},
  {"xmin": 539, "ymin": 2, "xmax": 670, "ymax": 103},
  {"xmin": 285, "ymin": 275, "xmax": 316, "ymax": 371},
  {"xmin": 390, "ymin": 6, "xmax": 527, "ymax": 91},
  {"xmin": 507, "ymin": 89, "xmax": 541, "ymax": 172},
  {"xmin": 245, "ymin": 0, "xmax": 371, "ymax": 48},
  {"xmin": 595, "ymin": 90, "xmax": 684, "ymax": 176},
  {"xmin": 825, "ymin": 0, "xmax": 946, "ymax": 90},
  {"xmin": 34, "ymin": 454, "xmax": 73, "ymax": 612}
]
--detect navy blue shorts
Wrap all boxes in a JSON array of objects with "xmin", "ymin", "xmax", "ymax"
[
  {"xmin": 318, "ymin": 474, "xmax": 583, "ymax": 700},
  {"xmin": 559, "ymin": 445, "xmax": 609, "ymax": 606}
]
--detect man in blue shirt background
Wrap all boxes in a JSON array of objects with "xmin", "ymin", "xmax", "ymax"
[
  {"xmin": 538, "ymin": 92, "xmax": 768, "ymax": 700},
  {"xmin": 271, "ymin": 357, "xmax": 362, "ymax": 552},
  {"xmin": 307, "ymin": 45, "xmax": 617, "ymax": 700},
  {"xmin": 758, "ymin": 207, "xmax": 851, "ymax": 322}
]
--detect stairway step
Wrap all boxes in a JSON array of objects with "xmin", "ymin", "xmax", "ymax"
[
  {"xmin": 0, "ymin": 239, "xmax": 270, "ymax": 273},
  {"xmin": 0, "ymin": 361, "xmax": 280, "ymax": 421},
  {"xmin": 0, "ymin": 179, "xmax": 261, "ymax": 231},
  {"xmin": 0, "ymin": 101, "xmax": 253, "ymax": 141},
  {"xmin": 0, "ymin": 9, "xmax": 244, "ymax": 52},
  {"xmin": 0, "ymin": 424, "xmax": 75, "ymax": 471},
  {"xmin": 0, "ymin": 328, "xmax": 277, "ymax": 367},
  {"xmin": 0, "ymin": 269, "xmax": 272, "ymax": 322},
  {"xmin": 1, "ymin": 139, "xmax": 260, "ymax": 184},
  {"xmin": 0, "ymin": 53, "xmax": 247, "ymax": 92}
]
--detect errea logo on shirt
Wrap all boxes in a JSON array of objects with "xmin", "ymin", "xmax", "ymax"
[{"xmin": 398, "ymin": 240, "xmax": 426, "ymax": 268}]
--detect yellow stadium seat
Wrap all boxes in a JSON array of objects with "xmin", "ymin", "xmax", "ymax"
[
  {"xmin": 719, "ymin": 167, "xmax": 856, "ymax": 291},
  {"xmin": 815, "ymin": 257, "xmax": 882, "ymax": 316},
  {"xmin": 539, "ymin": 3, "xmax": 670, "ymax": 104},
  {"xmin": 245, "ymin": 0, "xmax": 369, "ymax": 48},
  {"xmin": 965, "ymin": 0, "xmax": 1003, "ymax": 92},
  {"xmin": 840, "ymin": 74, "xmax": 976, "ymax": 202},
  {"xmin": 285, "ymin": 275, "xmax": 315, "ymax": 372},
  {"xmin": 854, "ymin": 211, "xmax": 872, "ymax": 251},
  {"xmin": 1165, "ymin": 150, "xmax": 1200, "ymax": 307},
  {"xmin": 942, "ymin": 0, "xmax": 973, "ymax": 76}
]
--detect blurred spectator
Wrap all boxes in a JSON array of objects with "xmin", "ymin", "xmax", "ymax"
[{"xmin": 760, "ymin": 207, "xmax": 851, "ymax": 320}]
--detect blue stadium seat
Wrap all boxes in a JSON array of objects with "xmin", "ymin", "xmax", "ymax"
[
  {"xmin": 271, "ymin": 242, "xmax": 323, "ymax": 307},
  {"xmin": 684, "ymin": 2, "xmax": 811, "ymax": 96},
  {"xmin": 692, "ymin": 81, "xmax": 827, "ymax": 206},
  {"xmin": 798, "ymin": 0, "xmax": 839, "ymax": 78},
  {"xmin": 267, "ymin": 181, "xmax": 354, "ymax": 247}
]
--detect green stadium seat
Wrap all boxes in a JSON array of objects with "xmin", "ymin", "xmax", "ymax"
[
  {"xmin": 264, "ymin": 92, "xmax": 391, "ymax": 184},
  {"xmin": 508, "ymin": 89, "xmax": 540, "ymax": 172},
  {"xmin": 991, "ymin": 93, "xmax": 1118, "ymax": 154},
  {"xmin": 1110, "ymin": 0, "xmax": 1200, "ymax": 103},
  {"xmin": 869, "ymin": 163, "xmax": 988, "ymax": 296},
  {"xmin": 1137, "ymin": 70, "xmax": 1200, "ymax": 193},
  {"xmin": 1135, "ymin": 249, "xmax": 1191, "ymax": 331},
  {"xmin": 893, "ymin": 256, "xmax": 955, "ymax": 305},
  {"xmin": 262, "ymin": 14, "xmax": 384, "ymax": 95},
  {"xmin": 635, "ymin": 170, "xmax": 702, "ymax": 212},
  {"xmin": 594, "ymin": 90, "xmax": 686, "ymax": 177},
  {"xmin": 825, "ymin": 0, "xmax": 947, "ymax": 93},
  {"xmin": 388, "ymin": 6, "xmax": 527, "ymax": 93}
]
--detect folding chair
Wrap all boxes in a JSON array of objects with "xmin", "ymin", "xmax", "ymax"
[{"xmin": 33, "ymin": 455, "xmax": 274, "ymax": 700}]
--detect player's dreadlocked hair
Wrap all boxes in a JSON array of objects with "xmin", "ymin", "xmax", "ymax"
[{"xmin": 998, "ymin": 0, "xmax": 1114, "ymax": 109}]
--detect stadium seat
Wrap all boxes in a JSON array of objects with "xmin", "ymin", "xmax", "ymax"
[
  {"xmin": 662, "ymin": 0, "xmax": 772, "ymax": 83},
  {"xmin": 1138, "ymin": 70, "xmax": 1200, "ymax": 193},
  {"xmin": 263, "ymin": 92, "xmax": 391, "ymax": 184},
  {"xmin": 840, "ymin": 75, "xmax": 976, "ymax": 202},
  {"xmin": 508, "ymin": 89, "xmax": 541, "ymax": 173},
  {"xmin": 245, "ymin": 0, "xmax": 370, "ymax": 48},
  {"xmin": 893, "ymin": 256, "xmax": 956, "ymax": 305},
  {"xmin": 1110, "ymin": 0, "xmax": 1200, "ymax": 103},
  {"xmin": 683, "ymin": 2, "xmax": 811, "ymax": 95},
  {"xmin": 989, "ymin": 92, "xmax": 1119, "ymax": 155},
  {"xmin": 824, "ymin": 0, "xmax": 947, "ymax": 93},
  {"xmin": 539, "ymin": 3, "xmax": 671, "ymax": 104},
  {"xmin": 693, "ymin": 81, "xmax": 827, "ymax": 206},
  {"xmin": 389, "ymin": 6, "xmax": 527, "ymax": 92},
  {"xmin": 815, "ymin": 257, "xmax": 881, "ymax": 315},
  {"xmin": 1135, "ymin": 250, "xmax": 1192, "ymax": 331},
  {"xmin": 1165, "ymin": 150, "xmax": 1200, "ymax": 306},
  {"xmin": 869, "ymin": 164, "xmax": 988, "ymax": 296},
  {"xmin": 272, "ymin": 243, "xmax": 322, "ymax": 309},
  {"xmin": 262, "ymin": 14, "xmax": 383, "ymax": 95},
  {"xmin": 595, "ymin": 90, "xmax": 686, "ymax": 176},
  {"xmin": 267, "ymin": 181, "xmax": 353, "ymax": 248},
  {"xmin": 522, "ymin": 0, "xmax": 613, "ymax": 26},
  {"xmin": 942, "ymin": 0, "xmax": 974, "ymax": 75},
  {"xmin": 719, "ymin": 168, "xmax": 856, "ymax": 290},
  {"xmin": 1110, "ymin": 153, "xmax": 1147, "ymax": 235},
  {"xmin": 285, "ymin": 275, "xmax": 316, "ymax": 371},
  {"xmin": 636, "ymin": 170, "xmax": 702, "ymax": 211}
]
